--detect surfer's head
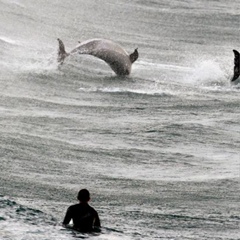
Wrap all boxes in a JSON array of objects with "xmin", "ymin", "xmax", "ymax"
[{"xmin": 77, "ymin": 189, "xmax": 90, "ymax": 202}]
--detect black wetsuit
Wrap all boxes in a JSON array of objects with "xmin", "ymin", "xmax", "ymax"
[{"xmin": 63, "ymin": 203, "xmax": 101, "ymax": 232}]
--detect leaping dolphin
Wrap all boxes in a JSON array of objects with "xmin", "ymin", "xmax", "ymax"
[
  {"xmin": 57, "ymin": 38, "xmax": 138, "ymax": 76},
  {"xmin": 232, "ymin": 49, "xmax": 240, "ymax": 82}
]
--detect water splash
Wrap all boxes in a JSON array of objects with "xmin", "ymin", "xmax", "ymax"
[{"xmin": 187, "ymin": 59, "xmax": 227, "ymax": 86}]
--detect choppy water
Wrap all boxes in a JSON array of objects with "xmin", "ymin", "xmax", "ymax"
[{"xmin": 0, "ymin": 0, "xmax": 239, "ymax": 239}]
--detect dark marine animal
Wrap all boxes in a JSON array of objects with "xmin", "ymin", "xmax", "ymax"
[{"xmin": 232, "ymin": 49, "xmax": 240, "ymax": 83}]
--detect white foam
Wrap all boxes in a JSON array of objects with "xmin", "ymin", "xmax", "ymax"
[
  {"xmin": 78, "ymin": 86, "xmax": 174, "ymax": 96},
  {"xmin": 0, "ymin": 36, "xmax": 18, "ymax": 45},
  {"xmin": 186, "ymin": 59, "xmax": 227, "ymax": 85},
  {"xmin": 1, "ymin": 0, "xmax": 25, "ymax": 8},
  {"xmin": 137, "ymin": 60, "xmax": 191, "ymax": 72}
]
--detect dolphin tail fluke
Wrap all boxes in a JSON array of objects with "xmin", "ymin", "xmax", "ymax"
[
  {"xmin": 57, "ymin": 38, "xmax": 69, "ymax": 64},
  {"xmin": 129, "ymin": 48, "xmax": 139, "ymax": 63},
  {"xmin": 232, "ymin": 49, "xmax": 240, "ymax": 82}
]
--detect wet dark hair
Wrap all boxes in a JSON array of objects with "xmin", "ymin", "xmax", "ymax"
[{"xmin": 77, "ymin": 189, "xmax": 90, "ymax": 202}]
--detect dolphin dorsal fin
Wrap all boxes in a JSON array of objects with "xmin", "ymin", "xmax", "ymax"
[
  {"xmin": 57, "ymin": 38, "xmax": 69, "ymax": 64},
  {"xmin": 129, "ymin": 48, "xmax": 139, "ymax": 63},
  {"xmin": 232, "ymin": 49, "xmax": 240, "ymax": 82}
]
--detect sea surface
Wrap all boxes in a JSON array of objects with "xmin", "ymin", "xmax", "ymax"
[{"xmin": 0, "ymin": 0, "xmax": 239, "ymax": 239}]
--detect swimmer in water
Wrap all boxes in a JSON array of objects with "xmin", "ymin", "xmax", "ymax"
[{"xmin": 62, "ymin": 189, "xmax": 101, "ymax": 232}]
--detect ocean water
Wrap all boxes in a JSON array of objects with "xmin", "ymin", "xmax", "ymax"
[{"xmin": 0, "ymin": 0, "xmax": 239, "ymax": 239}]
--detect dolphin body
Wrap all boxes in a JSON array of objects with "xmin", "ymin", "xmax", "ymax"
[
  {"xmin": 57, "ymin": 38, "xmax": 138, "ymax": 76},
  {"xmin": 232, "ymin": 49, "xmax": 240, "ymax": 83}
]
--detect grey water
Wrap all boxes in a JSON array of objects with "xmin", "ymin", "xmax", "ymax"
[{"xmin": 0, "ymin": 0, "xmax": 239, "ymax": 239}]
